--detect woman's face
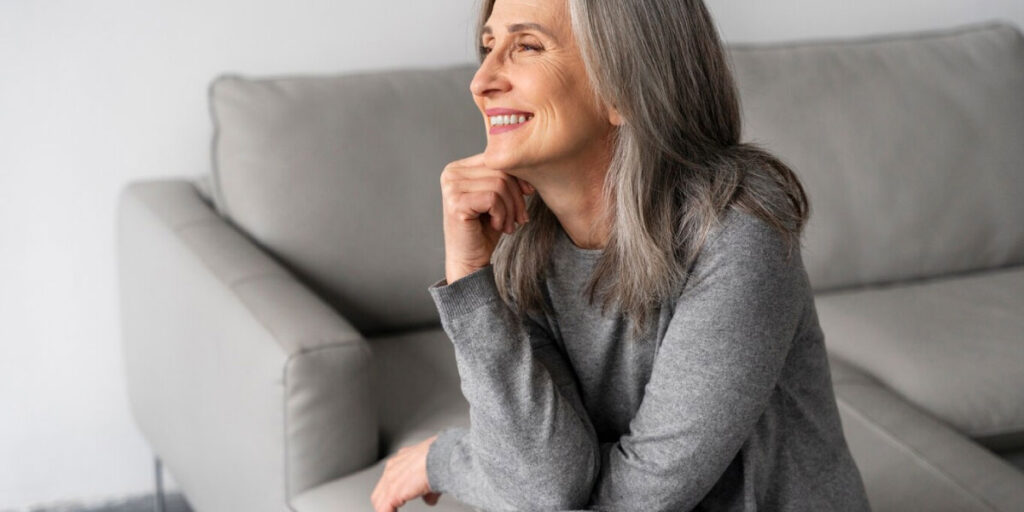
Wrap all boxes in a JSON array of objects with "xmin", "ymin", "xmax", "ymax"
[{"xmin": 471, "ymin": 0, "xmax": 620, "ymax": 173}]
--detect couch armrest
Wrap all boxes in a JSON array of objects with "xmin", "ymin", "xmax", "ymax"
[
  {"xmin": 831, "ymin": 358, "xmax": 1024, "ymax": 512},
  {"xmin": 116, "ymin": 178, "xmax": 378, "ymax": 512}
]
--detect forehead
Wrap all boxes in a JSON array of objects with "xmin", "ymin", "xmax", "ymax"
[{"xmin": 485, "ymin": 0, "xmax": 568, "ymax": 35}]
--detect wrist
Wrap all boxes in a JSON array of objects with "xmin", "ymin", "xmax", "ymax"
[{"xmin": 445, "ymin": 262, "xmax": 489, "ymax": 284}]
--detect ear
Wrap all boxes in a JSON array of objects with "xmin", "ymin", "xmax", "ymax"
[{"xmin": 607, "ymin": 104, "xmax": 624, "ymax": 126}]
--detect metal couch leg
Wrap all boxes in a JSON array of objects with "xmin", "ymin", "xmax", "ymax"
[{"xmin": 154, "ymin": 455, "xmax": 167, "ymax": 512}]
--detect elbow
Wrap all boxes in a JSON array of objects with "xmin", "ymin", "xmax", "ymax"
[
  {"xmin": 520, "ymin": 479, "xmax": 592, "ymax": 511},
  {"xmin": 517, "ymin": 438, "xmax": 598, "ymax": 510}
]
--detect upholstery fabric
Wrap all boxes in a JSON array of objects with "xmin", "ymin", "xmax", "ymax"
[
  {"xmin": 293, "ymin": 326, "xmax": 472, "ymax": 511},
  {"xmin": 370, "ymin": 326, "xmax": 468, "ymax": 452},
  {"xmin": 142, "ymin": 20, "xmax": 1024, "ymax": 511},
  {"xmin": 117, "ymin": 180, "xmax": 378, "ymax": 510},
  {"xmin": 208, "ymin": 67, "xmax": 484, "ymax": 336},
  {"xmin": 292, "ymin": 458, "xmax": 475, "ymax": 512},
  {"xmin": 730, "ymin": 22, "xmax": 1024, "ymax": 292},
  {"xmin": 204, "ymin": 24, "xmax": 1024, "ymax": 335},
  {"xmin": 817, "ymin": 264, "xmax": 1024, "ymax": 449},
  {"xmin": 830, "ymin": 358, "xmax": 1024, "ymax": 512},
  {"xmin": 192, "ymin": 172, "xmax": 214, "ymax": 206}
]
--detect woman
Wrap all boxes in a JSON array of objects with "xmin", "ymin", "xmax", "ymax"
[{"xmin": 372, "ymin": 0, "xmax": 870, "ymax": 510}]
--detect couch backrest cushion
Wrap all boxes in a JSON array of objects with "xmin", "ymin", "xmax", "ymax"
[
  {"xmin": 208, "ymin": 23, "xmax": 1024, "ymax": 335},
  {"xmin": 729, "ymin": 22, "xmax": 1024, "ymax": 291},
  {"xmin": 209, "ymin": 66, "xmax": 483, "ymax": 335}
]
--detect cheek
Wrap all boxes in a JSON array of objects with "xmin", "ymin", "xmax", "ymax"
[
  {"xmin": 518, "ymin": 61, "xmax": 580, "ymax": 114},
  {"xmin": 548, "ymin": 68, "xmax": 604, "ymax": 127},
  {"xmin": 513, "ymin": 63, "xmax": 605, "ymax": 144}
]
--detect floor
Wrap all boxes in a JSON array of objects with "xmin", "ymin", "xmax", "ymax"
[{"xmin": 22, "ymin": 493, "xmax": 193, "ymax": 512}]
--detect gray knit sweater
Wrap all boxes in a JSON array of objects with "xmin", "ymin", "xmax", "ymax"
[{"xmin": 425, "ymin": 207, "xmax": 870, "ymax": 511}]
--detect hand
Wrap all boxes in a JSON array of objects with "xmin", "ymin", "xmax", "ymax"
[
  {"xmin": 371, "ymin": 434, "xmax": 442, "ymax": 512},
  {"xmin": 439, "ymin": 152, "xmax": 536, "ymax": 283}
]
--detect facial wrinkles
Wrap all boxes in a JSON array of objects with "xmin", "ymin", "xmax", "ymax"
[
  {"xmin": 534, "ymin": 57, "xmax": 581, "ymax": 158},
  {"xmin": 482, "ymin": 0, "xmax": 606, "ymax": 165}
]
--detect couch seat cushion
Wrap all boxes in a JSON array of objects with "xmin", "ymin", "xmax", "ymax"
[
  {"xmin": 291, "ymin": 401, "xmax": 471, "ymax": 512},
  {"xmin": 291, "ymin": 326, "xmax": 475, "ymax": 511},
  {"xmin": 291, "ymin": 454, "xmax": 476, "ymax": 512},
  {"xmin": 370, "ymin": 326, "xmax": 469, "ymax": 450},
  {"xmin": 816, "ymin": 265, "xmax": 1024, "ymax": 449}
]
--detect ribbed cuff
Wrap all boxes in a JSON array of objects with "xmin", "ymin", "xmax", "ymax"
[
  {"xmin": 425, "ymin": 426, "xmax": 468, "ymax": 495},
  {"xmin": 427, "ymin": 264, "xmax": 500, "ymax": 319}
]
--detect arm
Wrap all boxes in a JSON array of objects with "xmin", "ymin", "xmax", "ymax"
[
  {"xmin": 118, "ymin": 180, "xmax": 377, "ymax": 507},
  {"xmin": 588, "ymin": 210, "xmax": 807, "ymax": 510},
  {"xmin": 426, "ymin": 265, "xmax": 601, "ymax": 511}
]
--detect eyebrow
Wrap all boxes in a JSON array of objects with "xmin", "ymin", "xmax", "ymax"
[{"xmin": 481, "ymin": 22, "xmax": 557, "ymax": 41}]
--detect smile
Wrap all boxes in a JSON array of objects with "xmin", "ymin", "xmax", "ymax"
[{"xmin": 489, "ymin": 114, "xmax": 533, "ymax": 135}]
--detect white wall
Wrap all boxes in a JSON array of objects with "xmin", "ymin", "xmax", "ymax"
[
  {"xmin": 708, "ymin": 0, "xmax": 1024, "ymax": 43},
  {"xmin": 0, "ymin": 1, "xmax": 480, "ymax": 509},
  {"xmin": 1, "ymin": 1, "xmax": 1021, "ymax": 510}
]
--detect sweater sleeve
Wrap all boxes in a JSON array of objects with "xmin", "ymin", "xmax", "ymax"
[
  {"xmin": 587, "ymin": 210, "xmax": 809, "ymax": 511},
  {"xmin": 425, "ymin": 264, "xmax": 600, "ymax": 511}
]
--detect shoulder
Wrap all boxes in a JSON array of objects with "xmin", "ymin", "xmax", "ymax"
[
  {"xmin": 710, "ymin": 205, "xmax": 793, "ymax": 247},
  {"xmin": 666, "ymin": 207, "xmax": 813, "ymax": 349},
  {"xmin": 705, "ymin": 206, "xmax": 801, "ymax": 265},
  {"xmin": 684, "ymin": 206, "xmax": 809, "ymax": 297}
]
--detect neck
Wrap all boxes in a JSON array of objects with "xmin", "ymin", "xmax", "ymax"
[{"xmin": 517, "ymin": 147, "xmax": 612, "ymax": 250}]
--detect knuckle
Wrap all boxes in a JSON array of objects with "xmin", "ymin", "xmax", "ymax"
[{"xmin": 440, "ymin": 166, "xmax": 460, "ymax": 183}]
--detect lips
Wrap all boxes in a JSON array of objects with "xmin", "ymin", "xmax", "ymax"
[
  {"xmin": 485, "ymin": 107, "xmax": 534, "ymax": 135},
  {"xmin": 484, "ymin": 108, "xmax": 532, "ymax": 116}
]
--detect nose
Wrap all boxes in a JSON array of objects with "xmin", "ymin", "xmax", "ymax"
[{"xmin": 470, "ymin": 51, "xmax": 511, "ymax": 98}]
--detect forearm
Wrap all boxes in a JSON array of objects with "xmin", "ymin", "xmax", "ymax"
[{"xmin": 427, "ymin": 265, "xmax": 599, "ymax": 510}]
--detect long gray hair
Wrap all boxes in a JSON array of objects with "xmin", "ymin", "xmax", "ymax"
[{"xmin": 483, "ymin": 0, "xmax": 810, "ymax": 340}]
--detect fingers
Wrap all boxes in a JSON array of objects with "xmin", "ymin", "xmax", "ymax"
[
  {"xmin": 446, "ymin": 187, "xmax": 499, "ymax": 230},
  {"xmin": 371, "ymin": 456, "xmax": 404, "ymax": 512},
  {"xmin": 370, "ymin": 476, "xmax": 402, "ymax": 512},
  {"xmin": 516, "ymin": 177, "xmax": 535, "ymax": 197},
  {"xmin": 487, "ymin": 191, "xmax": 508, "ymax": 233},
  {"xmin": 500, "ymin": 175, "xmax": 526, "ymax": 230},
  {"xmin": 508, "ymin": 177, "xmax": 529, "ymax": 225},
  {"xmin": 490, "ymin": 177, "xmax": 515, "ymax": 234},
  {"xmin": 441, "ymin": 153, "xmax": 531, "ymax": 235},
  {"xmin": 453, "ymin": 174, "xmax": 524, "ymax": 234}
]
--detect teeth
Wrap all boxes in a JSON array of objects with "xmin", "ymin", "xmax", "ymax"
[{"xmin": 490, "ymin": 114, "xmax": 531, "ymax": 126}]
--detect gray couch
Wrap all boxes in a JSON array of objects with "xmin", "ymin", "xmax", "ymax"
[{"xmin": 116, "ymin": 21, "xmax": 1024, "ymax": 511}]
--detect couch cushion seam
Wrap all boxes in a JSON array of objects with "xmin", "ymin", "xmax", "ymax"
[
  {"xmin": 835, "ymin": 394, "xmax": 1000, "ymax": 511},
  {"xmin": 283, "ymin": 341, "xmax": 373, "ymax": 504}
]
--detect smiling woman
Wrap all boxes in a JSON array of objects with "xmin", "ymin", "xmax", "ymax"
[{"xmin": 371, "ymin": 0, "xmax": 872, "ymax": 511}]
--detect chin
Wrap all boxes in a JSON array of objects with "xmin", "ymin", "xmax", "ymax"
[{"xmin": 483, "ymin": 146, "xmax": 531, "ymax": 171}]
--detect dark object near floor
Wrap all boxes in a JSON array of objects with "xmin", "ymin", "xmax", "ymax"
[{"xmin": 25, "ymin": 492, "xmax": 193, "ymax": 512}]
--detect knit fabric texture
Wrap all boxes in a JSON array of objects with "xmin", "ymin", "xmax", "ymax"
[{"xmin": 425, "ymin": 207, "xmax": 870, "ymax": 511}]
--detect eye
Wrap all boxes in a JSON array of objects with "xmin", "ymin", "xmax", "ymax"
[{"xmin": 478, "ymin": 42, "xmax": 543, "ymax": 59}]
